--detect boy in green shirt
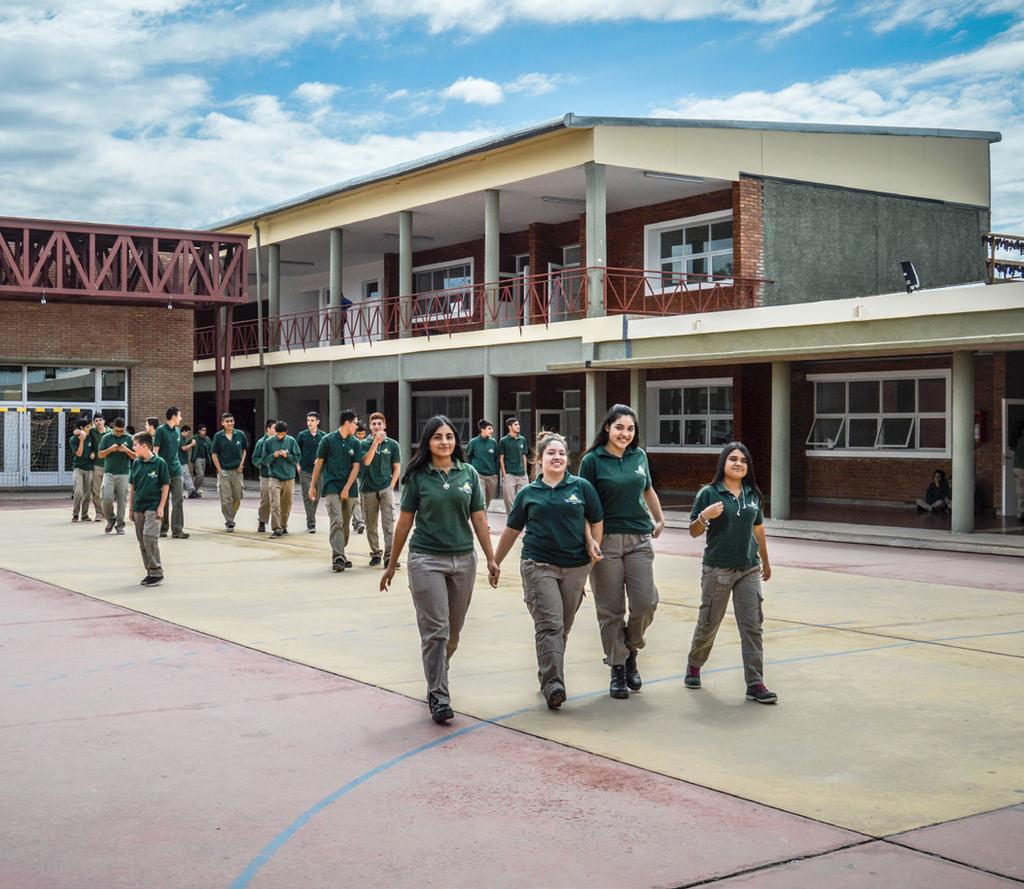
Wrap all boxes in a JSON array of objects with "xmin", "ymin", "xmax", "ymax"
[
  {"xmin": 210, "ymin": 412, "xmax": 248, "ymax": 531},
  {"xmin": 128, "ymin": 432, "xmax": 170, "ymax": 587},
  {"xmin": 97, "ymin": 416, "xmax": 136, "ymax": 534},
  {"xmin": 309, "ymin": 409, "xmax": 362, "ymax": 571},
  {"xmin": 266, "ymin": 421, "xmax": 301, "ymax": 537},
  {"xmin": 465, "ymin": 419, "xmax": 499, "ymax": 509},
  {"xmin": 251, "ymin": 418, "xmax": 276, "ymax": 533},
  {"xmin": 192, "ymin": 424, "xmax": 212, "ymax": 494},
  {"xmin": 352, "ymin": 423, "xmax": 368, "ymax": 535},
  {"xmin": 360, "ymin": 411, "xmax": 402, "ymax": 567},
  {"xmin": 498, "ymin": 417, "xmax": 529, "ymax": 514},
  {"xmin": 153, "ymin": 406, "xmax": 188, "ymax": 540},
  {"xmin": 296, "ymin": 411, "xmax": 326, "ymax": 532},
  {"xmin": 69, "ymin": 418, "xmax": 95, "ymax": 522},
  {"xmin": 88, "ymin": 414, "xmax": 107, "ymax": 522},
  {"xmin": 178, "ymin": 425, "xmax": 197, "ymax": 498}
]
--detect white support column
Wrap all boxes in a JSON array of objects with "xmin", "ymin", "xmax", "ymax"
[
  {"xmin": 951, "ymin": 351, "xmax": 975, "ymax": 534},
  {"xmin": 398, "ymin": 375, "xmax": 413, "ymax": 465},
  {"xmin": 268, "ymin": 243, "xmax": 280, "ymax": 350},
  {"xmin": 771, "ymin": 361, "xmax": 791, "ymax": 521},
  {"xmin": 629, "ymin": 368, "xmax": 646, "ymax": 412},
  {"xmin": 399, "ymin": 211, "xmax": 413, "ymax": 339},
  {"xmin": 585, "ymin": 371, "xmax": 607, "ymax": 442},
  {"xmin": 328, "ymin": 381, "xmax": 341, "ymax": 429},
  {"xmin": 585, "ymin": 162, "xmax": 607, "ymax": 319},
  {"xmin": 484, "ymin": 370, "xmax": 498, "ymax": 428},
  {"xmin": 329, "ymin": 228, "xmax": 343, "ymax": 345},
  {"xmin": 484, "ymin": 190, "xmax": 500, "ymax": 330},
  {"xmin": 266, "ymin": 383, "xmax": 279, "ymax": 425}
]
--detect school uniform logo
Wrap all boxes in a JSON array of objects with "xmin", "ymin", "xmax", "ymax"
[
  {"xmin": 460, "ymin": 481, "xmax": 473, "ymax": 495},
  {"xmin": 380, "ymin": 448, "xmax": 390, "ymax": 456},
  {"xmin": 147, "ymin": 470, "xmax": 157, "ymax": 479},
  {"xmin": 635, "ymin": 465, "xmax": 646, "ymax": 477},
  {"xmin": 564, "ymin": 493, "xmax": 583, "ymax": 505}
]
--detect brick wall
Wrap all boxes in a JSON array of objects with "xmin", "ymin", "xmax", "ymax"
[
  {"xmin": 2, "ymin": 301, "xmax": 194, "ymax": 426},
  {"xmin": 733, "ymin": 177, "xmax": 765, "ymax": 304}
]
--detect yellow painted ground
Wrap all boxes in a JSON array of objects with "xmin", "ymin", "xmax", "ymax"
[{"xmin": 2, "ymin": 500, "xmax": 1022, "ymax": 836}]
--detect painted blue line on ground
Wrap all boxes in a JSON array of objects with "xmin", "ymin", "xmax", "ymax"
[
  {"xmin": 113, "ymin": 661, "xmax": 136, "ymax": 668},
  {"xmin": 46, "ymin": 674, "xmax": 66, "ymax": 682},
  {"xmin": 13, "ymin": 682, "xmax": 30, "ymax": 689},
  {"xmin": 83, "ymin": 667, "xmax": 105, "ymax": 674}
]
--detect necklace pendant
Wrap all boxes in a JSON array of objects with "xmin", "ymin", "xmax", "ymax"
[{"xmin": 442, "ymin": 482, "xmax": 450, "ymax": 490}]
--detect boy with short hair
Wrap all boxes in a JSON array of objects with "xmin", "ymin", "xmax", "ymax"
[
  {"xmin": 153, "ymin": 406, "xmax": 188, "ymax": 540},
  {"xmin": 69, "ymin": 418, "xmax": 95, "ymax": 522},
  {"xmin": 309, "ymin": 409, "xmax": 362, "ymax": 572},
  {"xmin": 128, "ymin": 432, "xmax": 170, "ymax": 587},
  {"xmin": 352, "ymin": 422, "xmax": 368, "ymax": 535},
  {"xmin": 178, "ymin": 425, "xmax": 196, "ymax": 497},
  {"xmin": 98, "ymin": 416, "xmax": 136, "ymax": 534},
  {"xmin": 466, "ymin": 419, "xmax": 499, "ymax": 509},
  {"xmin": 192, "ymin": 424, "xmax": 211, "ymax": 495},
  {"xmin": 498, "ymin": 416, "xmax": 529, "ymax": 514},
  {"xmin": 210, "ymin": 412, "xmax": 248, "ymax": 531},
  {"xmin": 251, "ymin": 418, "xmax": 277, "ymax": 533},
  {"xmin": 296, "ymin": 411, "xmax": 326, "ymax": 533},
  {"xmin": 88, "ymin": 414, "xmax": 107, "ymax": 522},
  {"xmin": 359, "ymin": 412, "xmax": 401, "ymax": 567},
  {"xmin": 266, "ymin": 421, "xmax": 301, "ymax": 537}
]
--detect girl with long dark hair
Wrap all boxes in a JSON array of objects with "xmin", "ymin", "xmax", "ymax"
[
  {"xmin": 381, "ymin": 416, "xmax": 499, "ymax": 724},
  {"xmin": 578, "ymin": 404, "xmax": 665, "ymax": 700},
  {"xmin": 685, "ymin": 441, "xmax": 777, "ymax": 703}
]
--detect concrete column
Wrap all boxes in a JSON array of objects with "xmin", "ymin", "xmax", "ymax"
[
  {"xmin": 585, "ymin": 371, "xmax": 607, "ymax": 442},
  {"xmin": 328, "ymin": 381, "xmax": 341, "ymax": 429},
  {"xmin": 484, "ymin": 189, "xmax": 500, "ymax": 330},
  {"xmin": 399, "ymin": 211, "xmax": 413, "ymax": 339},
  {"xmin": 770, "ymin": 361, "xmax": 791, "ymax": 521},
  {"xmin": 268, "ymin": 243, "xmax": 280, "ymax": 353},
  {"xmin": 266, "ymin": 383, "xmax": 279, "ymax": 424},
  {"xmin": 329, "ymin": 228, "xmax": 343, "ymax": 345},
  {"xmin": 484, "ymin": 370, "xmax": 498, "ymax": 428},
  {"xmin": 951, "ymin": 351, "xmax": 975, "ymax": 534},
  {"xmin": 585, "ymin": 162, "xmax": 607, "ymax": 319},
  {"xmin": 629, "ymin": 368, "xmax": 646, "ymax": 412},
  {"xmin": 398, "ymin": 375, "xmax": 413, "ymax": 465}
]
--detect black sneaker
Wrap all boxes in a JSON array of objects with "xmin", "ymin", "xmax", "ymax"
[
  {"xmin": 428, "ymin": 694, "xmax": 454, "ymax": 724},
  {"xmin": 354, "ymin": 522, "xmax": 366, "ymax": 534},
  {"xmin": 105, "ymin": 521, "xmax": 114, "ymax": 534},
  {"xmin": 609, "ymin": 664, "xmax": 629, "ymax": 699},
  {"xmin": 746, "ymin": 683, "xmax": 778, "ymax": 704},
  {"xmin": 159, "ymin": 532, "xmax": 168, "ymax": 538},
  {"xmin": 625, "ymin": 650, "xmax": 642, "ymax": 692},
  {"xmin": 271, "ymin": 529, "xmax": 284, "ymax": 538},
  {"xmin": 171, "ymin": 532, "xmax": 190, "ymax": 539},
  {"xmin": 546, "ymin": 687, "xmax": 566, "ymax": 710},
  {"xmin": 139, "ymin": 576, "xmax": 150, "ymax": 586},
  {"xmin": 684, "ymin": 665, "xmax": 701, "ymax": 688},
  {"xmin": 226, "ymin": 522, "xmax": 235, "ymax": 532},
  {"xmin": 307, "ymin": 524, "xmax": 316, "ymax": 534},
  {"xmin": 282, "ymin": 528, "xmax": 288, "ymax": 535},
  {"xmin": 71, "ymin": 515, "xmax": 79, "ymax": 523},
  {"xmin": 369, "ymin": 555, "xmax": 382, "ymax": 567},
  {"xmin": 344, "ymin": 559, "xmax": 353, "ymax": 569},
  {"xmin": 141, "ymin": 576, "xmax": 163, "ymax": 588},
  {"xmin": 257, "ymin": 521, "xmax": 266, "ymax": 533},
  {"xmin": 332, "ymin": 558, "xmax": 346, "ymax": 572}
]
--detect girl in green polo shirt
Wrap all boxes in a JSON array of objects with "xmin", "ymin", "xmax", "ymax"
[
  {"xmin": 495, "ymin": 434, "xmax": 604, "ymax": 710},
  {"xmin": 381, "ymin": 416, "xmax": 500, "ymax": 725},
  {"xmin": 579, "ymin": 404, "xmax": 666, "ymax": 700},
  {"xmin": 685, "ymin": 441, "xmax": 777, "ymax": 704}
]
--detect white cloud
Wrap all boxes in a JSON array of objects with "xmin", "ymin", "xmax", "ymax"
[
  {"xmin": 505, "ymin": 72, "xmax": 564, "ymax": 96},
  {"xmin": 441, "ymin": 76, "xmax": 506, "ymax": 105},
  {"xmin": 857, "ymin": 0, "xmax": 1021, "ymax": 34},
  {"xmin": 293, "ymin": 82, "xmax": 344, "ymax": 105}
]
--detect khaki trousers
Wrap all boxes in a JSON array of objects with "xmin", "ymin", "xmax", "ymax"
[
  {"xmin": 688, "ymin": 565, "xmax": 764, "ymax": 687},
  {"xmin": 218, "ymin": 468, "xmax": 243, "ymax": 523},
  {"xmin": 407, "ymin": 550, "xmax": 477, "ymax": 707},
  {"xmin": 193, "ymin": 457, "xmax": 206, "ymax": 489},
  {"xmin": 352, "ymin": 495, "xmax": 364, "ymax": 527},
  {"xmin": 502, "ymin": 473, "xmax": 528, "ymax": 514},
  {"xmin": 258, "ymin": 476, "xmax": 272, "ymax": 524},
  {"xmin": 589, "ymin": 533, "xmax": 658, "ymax": 666},
  {"xmin": 91, "ymin": 466, "xmax": 104, "ymax": 515},
  {"xmin": 362, "ymin": 488, "xmax": 396, "ymax": 559},
  {"xmin": 133, "ymin": 510, "xmax": 163, "ymax": 578},
  {"xmin": 101, "ymin": 472, "xmax": 129, "ymax": 529},
  {"xmin": 300, "ymin": 469, "xmax": 318, "ymax": 528},
  {"xmin": 521, "ymin": 560, "xmax": 589, "ymax": 696},
  {"xmin": 270, "ymin": 478, "xmax": 294, "ymax": 531},
  {"xmin": 160, "ymin": 475, "xmax": 185, "ymax": 536},
  {"xmin": 181, "ymin": 464, "xmax": 195, "ymax": 495},
  {"xmin": 323, "ymin": 493, "xmax": 356, "ymax": 561},
  {"xmin": 479, "ymin": 474, "xmax": 498, "ymax": 508},
  {"xmin": 72, "ymin": 468, "xmax": 93, "ymax": 519}
]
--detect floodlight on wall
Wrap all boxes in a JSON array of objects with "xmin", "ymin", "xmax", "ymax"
[
  {"xmin": 541, "ymin": 195, "xmax": 586, "ymax": 206},
  {"xmin": 40, "ymin": 290, "xmax": 46, "ymax": 305},
  {"xmin": 900, "ymin": 261, "xmax": 921, "ymax": 293},
  {"xmin": 643, "ymin": 171, "xmax": 706, "ymax": 183}
]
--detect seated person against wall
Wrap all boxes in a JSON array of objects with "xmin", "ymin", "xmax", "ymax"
[{"xmin": 916, "ymin": 469, "xmax": 951, "ymax": 512}]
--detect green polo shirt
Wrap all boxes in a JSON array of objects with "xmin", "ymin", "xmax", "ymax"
[
  {"xmin": 400, "ymin": 460, "xmax": 485, "ymax": 555},
  {"xmin": 68, "ymin": 432, "xmax": 95, "ymax": 470},
  {"xmin": 578, "ymin": 446, "xmax": 654, "ymax": 535},
  {"xmin": 130, "ymin": 454, "xmax": 170, "ymax": 512},
  {"xmin": 89, "ymin": 427, "xmax": 106, "ymax": 470},
  {"xmin": 315, "ymin": 431, "xmax": 362, "ymax": 497},
  {"xmin": 361, "ymin": 436, "xmax": 401, "ymax": 493},
  {"xmin": 211, "ymin": 429, "xmax": 248, "ymax": 470},
  {"xmin": 498, "ymin": 433, "xmax": 528, "ymax": 476},
  {"xmin": 691, "ymin": 482, "xmax": 764, "ymax": 569},
  {"xmin": 252, "ymin": 434, "xmax": 275, "ymax": 479},
  {"xmin": 178, "ymin": 437, "xmax": 195, "ymax": 466},
  {"xmin": 264, "ymin": 435, "xmax": 300, "ymax": 481},
  {"xmin": 98, "ymin": 431, "xmax": 134, "ymax": 476},
  {"xmin": 193, "ymin": 435, "xmax": 212, "ymax": 461},
  {"xmin": 465, "ymin": 435, "xmax": 499, "ymax": 476},
  {"xmin": 153, "ymin": 423, "xmax": 182, "ymax": 478},
  {"xmin": 507, "ymin": 473, "xmax": 603, "ymax": 568},
  {"xmin": 296, "ymin": 428, "xmax": 326, "ymax": 473}
]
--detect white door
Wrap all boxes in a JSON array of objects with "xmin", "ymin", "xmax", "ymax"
[
  {"xmin": 1002, "ymin": 399, "xmax": 1024, "ymax": 517},
  {"xmin": 0, "ymin": 410, "xmax": 24, "ymax": 487}
]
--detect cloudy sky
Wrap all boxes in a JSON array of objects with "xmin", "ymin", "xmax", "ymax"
[{"xmin": 1, "ymin": 1, "xmax": 1020, "ymax": 230}]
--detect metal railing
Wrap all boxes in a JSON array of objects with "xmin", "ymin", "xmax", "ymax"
[
  {"xmin": 983, "ymin": 233, "xmax": 1024, "ymax": 283},
  {"xmin": 194, "ymin": 267, "xmax": 769, "ymax": 360}
]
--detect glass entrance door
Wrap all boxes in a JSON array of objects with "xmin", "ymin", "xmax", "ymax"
[{"xmin": 28, "ymin": 409, "xmax": 65, "ymax": 486}]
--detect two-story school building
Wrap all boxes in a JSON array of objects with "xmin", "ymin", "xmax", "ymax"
[{"xmin": 196, "ymin": 114, "xmax": 1024, "ymax": 533}]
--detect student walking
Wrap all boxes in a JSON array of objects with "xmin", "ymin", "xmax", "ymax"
[
  {"xmin": 128, "ymin": 432, "xmax": 170, "ymax": 588},
  {"xmin": 153, "ymin": 407, "xmax": 189, "ymax": 540},
  {"xmin": 498, "ymin": 417, "xmax": 529, "ymax": 514},
  {"xmin": 178, "ymin": 425, "xmax": 197, "ymax": 497},
  {"xmin": 465, "ymin": 419, "xmax": 499, "ymax": 509},
  {"xmin": 265, "ymin": 421, "xmax": 300, "ymax": 537},
  {"xmin": 685, "ymin": 442, "xmax": 777, "ymax": 704},
  {"xmin": 69, "ymin": 418, "xmax": 95, "ymax": 522},
  {"xmin": 88, "ymin": 414, "xmax": 107, "ymax": 522},
  {"xmin": 97, "ymin": 416, "xmax": 135, "ymax": 534},
  {"xmin": 308, "ymin": 409, "xmax": 362, "ymax": 572},
  {"xmin": 210, "ymin": 412, "xmax": 248, "ymax": 531},
  {"xmin": 359, "ymin": 412, "xmax": 401, "ymax": 567},
  {"xmin": 352, "ymin": 423, "xmax": 368, "ymax": 534},
  {"xmin": 381, "ymin": 416, "xmax": 499, "ymax": 724},
  {"xmin": 251, "ymin": 418, "xmax": 276, "ymax": 533},
  {"xmin": 579, "ymin": 404, "xmax": 666, "ymax": 700},
  {"xmin": 296, "ymin": 411, "xmax": 326, "ymax": 532},
  {"xmin": 191, "ymin": 424, "xmax": 212, "ymax": 495},
  {"xmin": 494, "ymin": 434, "xmax": 603, "ymax": 710}
]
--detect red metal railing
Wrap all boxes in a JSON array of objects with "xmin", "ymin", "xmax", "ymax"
[{"xmin": 194, "ymin": 267, "xmax": 768, "ymax": 360}]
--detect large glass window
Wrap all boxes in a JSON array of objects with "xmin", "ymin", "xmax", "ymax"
[
  {"xmin": 0, "ymin": 366, "xmax": 22, "ymax": 402},
  {"xmin": 26, "ymin": 367, "xmax": 95, "ymax": 403},
  {"xmin": 412, "ymin": 391, "xmax": 471, "ymax": 444},
  {"xmin": 101, "ymin": 369, "xmax": 126, "ymax": 402},
  {"xmin": 413, "ymin": 260, "xmax": 473, "ymax": 321},
  {"xmin": 806, "ymin": 373, "xmax": 948, "ymax": 453},
  {"xmin": 649, "ymin": 380, "xmax": 733, "ymax": 450},
  {"xmin": 647, "ymin": 213, "xmax": 733, "ymax": 288}
]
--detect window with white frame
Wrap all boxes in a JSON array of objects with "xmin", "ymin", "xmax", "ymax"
[
  {"xmin": 412, "ymin": 259, "xmax": 473, "ymax": 322},
  {"xmin": 644, "ymin": 212, "xmax": 733, "ymax": 290},
  {"xmin": 805, "ymin": 371, "xmax": 949, "ymax": 455},
  {"xmin": 646, "ymin": 379, "xmax": 733, "ymax": 451},
  {"xmin": 413, "ymin": 390, "xmax": 472, "ymax": 444}
]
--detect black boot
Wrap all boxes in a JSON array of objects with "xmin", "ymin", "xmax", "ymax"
[
  {"xmin": 609, "ymin": 664, "xmax": 629, "ymax": 699},
  {"xmin": 625, "ymin": 650, "xmax": 642, "ymax": 692}
]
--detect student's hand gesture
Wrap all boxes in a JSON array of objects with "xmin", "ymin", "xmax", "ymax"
[
  {"xmin": 380, "ymin": 565, "xmax": 395, "ymax": 591},
  {"xmin": 587, "ymin": 538, "xmax": 603, "ymax": 563},
  {"xmin": 652, "ymin": 518, "xmax": 665, "ymax": 539},
  {"xmin": 702, "ymin": 502, "xmax": 725, "ymax": 522},
  {"xmin": 761, "ymin": 562, "xmax": 772, "ymax": 582},
  {"xmin": 487, "ymin": 558, "xmax": 500, "ymax": 588}
]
